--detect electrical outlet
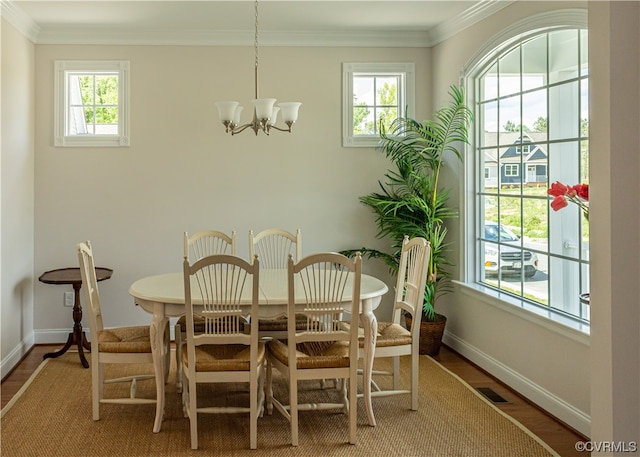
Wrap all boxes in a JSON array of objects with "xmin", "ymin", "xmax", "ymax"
[{"xmin": 64, "ymin": 292, "xmax": 74, "ymax": 307}]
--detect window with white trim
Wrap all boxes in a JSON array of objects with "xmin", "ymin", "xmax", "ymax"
[
  {"xmin": 468, "ymin": 25, "xmax": 589, "ymax": 323},
  {"xmin": 342, "ymin": 63, "xmax": 414, "ymax": 147},
  {"xmin": 504, "ymin": 164, "xmax": 519, "ymax": 176},
  {"xmin": 55, "ymin": 61, "xmax": 130, "ymax": 147}
]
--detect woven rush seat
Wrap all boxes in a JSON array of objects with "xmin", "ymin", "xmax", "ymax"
[
  {"xmin": 257, "ymin": 314, "xmax": 312, "ymax": 332},
  {"xmin": 267, "ymin": 338, "xmax": 350, "ymax": 369},
  {"xmin": 176, "ymin": 315, "xmax": 206, "ymax": 332},
  {"xmin": 98, "ymin": 326, "xmax": 153, "ymax": 353},
  {"xmin": 181, "ymin": 343, "xmax": 266, "ymax": 372},
  {"xmin": 177, "ymin": 315, "xmax": 248, "ymax": 333},
  {"xmin": 360, "ymin": 322, "xmax": 411, "ymax": 348}
]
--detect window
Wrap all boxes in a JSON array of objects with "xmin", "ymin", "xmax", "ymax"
[
  {"xmin": 342, "ymin": 63, "xmax": 415, "ymax": 147},
  {"xmin": 467, "ymin": 24, "xmax": 589, "ymax": 323},
  {"xmin": 55, "ymin": 61, "xmax": 130, "ymax": 147},
  {"xmin": 504, "ymin": 164, "xmax": 519, "ymax": 176}
]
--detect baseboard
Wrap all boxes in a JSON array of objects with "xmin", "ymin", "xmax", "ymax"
[
  {"xmin": 33, "ymin": 328, "xmax": 74, "ymax": 345},
  {"xmin": 443, "ymin": 331, "xmax": 591, "ymax": 437},
  {"xmin": 1, "ymin": 334, "xmax": 35, "ymax": 380},
  {"xmin": 34, "ymin": 324, "xmax": 178, "ymax": 345}
]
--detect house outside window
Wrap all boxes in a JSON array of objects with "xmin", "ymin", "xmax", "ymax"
[
  {"xmin": 342, "ymin": 63, "xmax": 415, "ymax": 147},
  {"xmin": 55, "ymin": 60, "xmax": 130, "ymax": 147},
  {"xmin": 466, "ymin": 22, "xmax": 589, "ymax": 323}
]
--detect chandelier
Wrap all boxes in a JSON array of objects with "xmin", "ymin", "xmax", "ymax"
[{"xmin": 215, "ymin": 0, "xmax": 301, "ymax": 136}]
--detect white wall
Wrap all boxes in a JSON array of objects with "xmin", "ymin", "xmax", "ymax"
[
  {"xmin": 31, "ymin": 45, "xmax": 430, "ymax": 342},
  {"xmin": 588, "ymin": 2, "xmax": 640, "ymax": 451},
  {"xmin": 0, "ymin": 18, "xmax": 36, "ymax": 377},
  {"xmin": 430, "ymin": 1, "xmax": 592, "ymax": 436}
]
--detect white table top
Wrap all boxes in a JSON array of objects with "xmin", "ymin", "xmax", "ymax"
[{"xmin": 130, "ymin": 269, "xmax": 388, "ymax": 309}]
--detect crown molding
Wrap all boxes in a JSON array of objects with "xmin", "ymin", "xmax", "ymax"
[
  {"xmin": 427, "ymin": 0, "xmax": 515, "ymax": 46},
  {"xmin": 0, "ymin": 0, "xmax": 40, "ymax": 42},
  {"xmin": 3, "ymin": 1, "xmax": 512, "ymax": 48},
  {"xmin": 34, "ymin": 27, "xmax": 433, "ymax": 47}
]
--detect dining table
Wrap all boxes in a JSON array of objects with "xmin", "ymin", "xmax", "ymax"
[{"xmin": 129, "ymin": 268, "xmax": 389, "ymax": 433}]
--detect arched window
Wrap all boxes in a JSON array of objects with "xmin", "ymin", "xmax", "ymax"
[{"xmin": 464, "ymin": 12, "xmax": 589, "ymax": 323}]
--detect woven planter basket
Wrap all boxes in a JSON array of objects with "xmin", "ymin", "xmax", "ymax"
[{"xmin": 405, "ymin": 313, "xmax": 447, "ymax": 356}]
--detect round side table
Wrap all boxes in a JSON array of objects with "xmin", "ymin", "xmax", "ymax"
[{"xmin": 39, "ymin": 267, "xmax": 113, "ymax": 368}]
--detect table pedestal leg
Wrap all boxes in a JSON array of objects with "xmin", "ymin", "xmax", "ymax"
[
  {"xmin": 43, "ymin": 283, "xmax": 90, "ymax": 368},
  {"xmin": 361, "ymin": 299, "xmax": 378, "ymax": 427},
  {"xmin": 150, "ymin": 307, "xmax": 169, "ymax": 433}
]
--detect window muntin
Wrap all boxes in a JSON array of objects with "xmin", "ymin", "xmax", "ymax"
[
  {"xmin": 342, "ymin": 63, "xmax": 414, "ymax": 147},
  {"xmin": 473, "ymin": 28, "xmax": 589, "ymax": 323},
  {"xmin": 55, "ymin": 61, "xmax": 130, "ymax": 147}
]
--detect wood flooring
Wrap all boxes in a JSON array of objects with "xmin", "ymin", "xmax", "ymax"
[{"xmin": 1, "ymin": 344, "xmax": 589, "ymax": 457}]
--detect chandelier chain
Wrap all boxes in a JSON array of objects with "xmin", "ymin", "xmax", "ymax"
[
  {"xmin": 254, "ymin": 0, "xmax": 259, "ymax": 71},
  {"xmin": 254, "ymin": 0, "xmax": 259, "ymax": 99}
]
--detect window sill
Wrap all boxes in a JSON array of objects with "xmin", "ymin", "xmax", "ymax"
[{"xmin": 453, "ymin": 280, "xmax": 590, "ymax": 345}]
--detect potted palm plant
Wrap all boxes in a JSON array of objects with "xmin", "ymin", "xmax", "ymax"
[{"xmin": 342, "ymin": 85, "xmax": 472, "ymax": 355}]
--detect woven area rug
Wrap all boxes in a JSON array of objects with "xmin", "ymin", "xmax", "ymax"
[{"xmin": 1, "ymin": 351, "xmax": 558, "ymax": 457}]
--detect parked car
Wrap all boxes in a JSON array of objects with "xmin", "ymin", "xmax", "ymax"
[{"xmin": 484, "ymin": 222, "xmax": 538, "ymax": 278}]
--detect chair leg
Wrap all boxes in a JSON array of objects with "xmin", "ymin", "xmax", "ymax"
[
  {"xmin": 290, "ymin": 378, "xmax": 299, "ymax": 447},
  {"xmin": 265, "ymin": 359, "xmax": 273, "ymax": 415},
  {"xmin": 175, "ymin": 324, "xmax": 183, "ymax": 393},
  {"xmin": 258, "ymin": 362, "xmax": 266, "ymax": 418},
  {"xmin": 393, "ymin": 356, "xmax": 401, "ymax": 390},
  {"xmin": 188, "ymin": 377, "xmax": 198, "ymax": 449},
  {"xmin": 181, "ymin": 362, "xmax": 189, "ymax": 418},
  {"xmin": 410, "ymin": 352, "xmax": 419, "ymax": 411},
  {"xmin": 348, "ymin": 376, "xmax": 357, "ymax": 444},
  {"xmin": 164, "ymin": 323, "xmax": 171, "ymax": 380},
  {"xmin": 250, "ymin": 376, "xmax": 258, "ymax": 449},
  {"xmin": 92, "ymin": 355, "xmax": 101, "ymax": 420},
  {"xmin": 340, "ymin": 375, "xmax": 348, "ymax": 413}
]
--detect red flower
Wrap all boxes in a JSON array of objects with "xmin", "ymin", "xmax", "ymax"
[
  {"xmin": 572, "ymin": 184, "xmax": 589, "ymax": 201},
  {"xmin": 548, "ymin": 181, "xmax": 589, "ymax": 220},
  {"xmin": 550, "ymin": 195, "xmax": 568, "ymax": 211},
  {"xmin": 548, "ymin": 181, "xmax": 570, "ymax": 197}
]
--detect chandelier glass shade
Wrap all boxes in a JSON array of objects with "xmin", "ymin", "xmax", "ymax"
[{"xmin": 215, "ymin": 0, "xmax": 301, "ymax": 136}]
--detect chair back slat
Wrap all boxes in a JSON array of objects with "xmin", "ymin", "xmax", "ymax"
[
  {"xmin": 184, "ymin": 254, "xmax": 259, "ymax": 346},
  {"xmin": 77, "ymin": 241, "xmax": 104, "ymax": 336},
  {"xmin": 184, "ymin": 230, "xmax": 236, "ymax": 262},
  {"xmin": 393, "ymin": 236, "xmax": 430, "ymax": 326},
  {"xmin": 288, "ymin": 252, "xmax": 361, "ymax": 343},
  {"xmin": 249, "ymin": 228, "xmax": 301, "ymax": 269}
]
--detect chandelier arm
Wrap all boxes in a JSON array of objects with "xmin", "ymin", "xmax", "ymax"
[
  {"xmin": 230, "ymin": 123, "xmax": 255, "ymax": 135},
  {"xmin": 267, "ymin": 123, "xmax": 294, "ymax": 133}
]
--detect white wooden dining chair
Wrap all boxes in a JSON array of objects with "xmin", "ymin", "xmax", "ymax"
[
  {"xmin": 181, "ymin": 253, "xmax": 265, "ymax": 450},
  {"xmin": 249, "ymin": 228, "xmax": 307, "ymax": 337},
  {"xmin": 360, "ymin": 235, "xmax": 430, "ymax": 410},
  {"xmin": 175, "ymin": 230, "xmax": 236, "ymax": 392},
  {"xmin": 77, "ymin": 241, "xmax": 168, "ymax": 424},
  {"xmin": 265, "ymin": 252, "xmax": 361, "ymax": 446}
]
